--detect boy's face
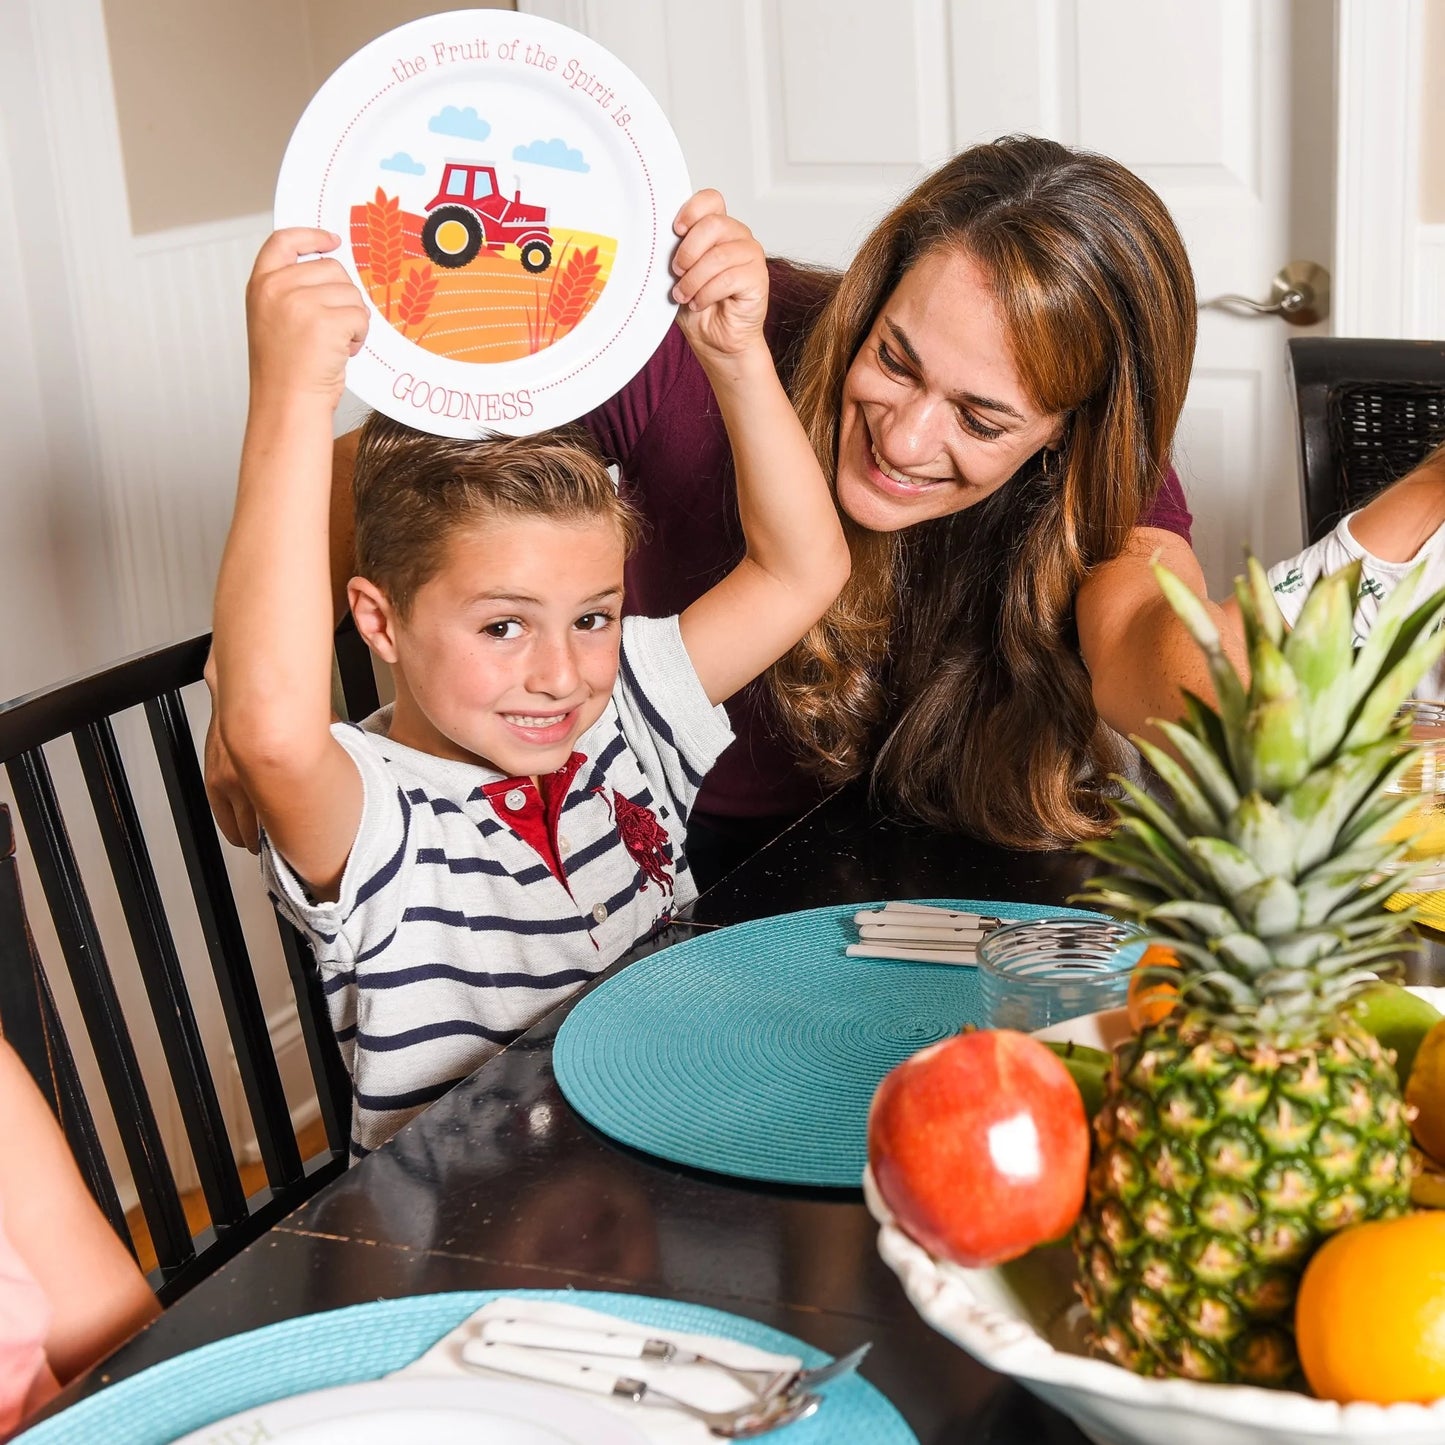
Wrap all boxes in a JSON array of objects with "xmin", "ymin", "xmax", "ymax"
[{"xmin": 359, "ymin": 513, "xmax": 627, "ymax": 779}]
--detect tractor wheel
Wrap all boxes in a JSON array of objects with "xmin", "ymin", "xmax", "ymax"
[
  {"xmin": 422, "ymin": 206, "xmax": 484, "ymax": 268},
  {"xmin": 520, "ymin": 240, "xmax": 552, "ymax": 274}
]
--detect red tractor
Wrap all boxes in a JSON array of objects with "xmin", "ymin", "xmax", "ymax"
[{"xmin": 421, "ymin": 161, "xmax": 554, "ymax": 273}]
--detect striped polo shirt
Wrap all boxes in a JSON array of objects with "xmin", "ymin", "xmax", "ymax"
[{"xmin": 262, "ymin": 614, "xmax": 734, "ymax": 1157}]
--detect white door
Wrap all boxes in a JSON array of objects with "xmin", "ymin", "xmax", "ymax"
[{"xmin": 522, "ymin": 0, "xmax": 1335, "ymax": 594}]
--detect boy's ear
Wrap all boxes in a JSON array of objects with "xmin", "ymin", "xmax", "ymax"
[{"xmin": 348, "ymin": 577, "xmax": 401, "ymax": 664}]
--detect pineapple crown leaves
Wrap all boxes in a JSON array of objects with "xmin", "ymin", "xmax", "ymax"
[{"xmin": 1078, "ymin": 558, "xmax": 1445, "ymax": 1031}]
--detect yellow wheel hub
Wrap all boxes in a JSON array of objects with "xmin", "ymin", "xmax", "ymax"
[{"xmin": 434, "ymin": 219, "xmax": 470, "ymax": 254}]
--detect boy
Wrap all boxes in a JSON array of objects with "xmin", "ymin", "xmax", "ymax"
[{"xmin": 212, "ymin": 195, "xmax": 850, "ymax": 1156}]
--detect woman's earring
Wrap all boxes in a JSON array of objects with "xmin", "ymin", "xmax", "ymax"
[{"xmin": 1041, "ymin": 447, "xmax": 1063, "ymax": 481}]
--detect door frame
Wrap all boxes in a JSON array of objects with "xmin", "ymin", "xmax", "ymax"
[{"xmin": 1333, "ymin": 0, "xmax": 1426, "ymax": 338}]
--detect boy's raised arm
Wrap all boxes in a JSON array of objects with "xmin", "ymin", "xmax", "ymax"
[
  {"xmin": 212, "ymin": 229, "xmax": 369, "ymax": 898},
  {"xmin": 670, "ymin": 192, "xmax": 851, "ymax": 705}
]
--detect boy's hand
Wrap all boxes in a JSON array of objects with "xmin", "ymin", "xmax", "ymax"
[
  {"xmin": 246, "ymin": 229, "xmax": 369, "ymax": 411},
  {"xmin": 671, "ymin": 191, "xmax": 768, "ymax": 367}
]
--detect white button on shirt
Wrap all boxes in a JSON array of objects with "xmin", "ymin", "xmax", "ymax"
[
  {"xmin": 592, "ymin": 902, "xmax": 609, "ymax": 924},
  {"xmin": 503, "ymin": 787, "xmax": 527, "ymax": 811}
]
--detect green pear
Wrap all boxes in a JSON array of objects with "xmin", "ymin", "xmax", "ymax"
[
  {"xmin": 1348, "ymin": 982, "xmax": 1445, "ymax": 1086},
  {"xmin": 1044, "ymin": 1040, "xmax": 1110, "ymax": 1118}
]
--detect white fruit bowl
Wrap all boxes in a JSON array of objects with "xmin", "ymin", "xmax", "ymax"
[{"xmin": 865, "ymin": 985, "xmax": 1445, "ymax": 1445}]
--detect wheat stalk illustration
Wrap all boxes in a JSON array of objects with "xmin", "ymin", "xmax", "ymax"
[
  {"xmin": 364, "ymin": 188, "xmax": 404, "ymax": 321},
  {"xmin": 396, "ymin": 262, "xmax": 438, "ymax": 337},
  {"xmin": 546, "ymin": 245, "xmax": 601, "ymax": 345}
]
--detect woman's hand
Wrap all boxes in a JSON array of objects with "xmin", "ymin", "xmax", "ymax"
[
  {"xmin": 671, "ymin": 190, "xmax": 768, "ymax": 367},
  {"xmin": 246, "ymin": 228, "xmax": 369, "ymax": 413}
]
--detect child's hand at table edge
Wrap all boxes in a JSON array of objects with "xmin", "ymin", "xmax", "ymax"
[
  {"xmin": 245, "ymin": 228, "xmax": 369, "ymax": 413},
  {"xmin": 670, "ymin": 190, "xmax": 768, "ymax": 374}
]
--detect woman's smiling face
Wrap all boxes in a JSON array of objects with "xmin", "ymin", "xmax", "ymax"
[{"xmin": 835, "ymin": 246, "xmax": 1067, "ymax": 533}]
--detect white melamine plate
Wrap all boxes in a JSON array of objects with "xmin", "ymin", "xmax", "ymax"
[
  {"xmin": 275, "ymin": 9, "xmax": 690, "ymax": 437},
  {"xmin": 168, "ymin": 1376, "xmax": 650, "ymax": 1445}
]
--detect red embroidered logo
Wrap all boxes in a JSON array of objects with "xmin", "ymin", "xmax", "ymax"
[{"xmin": 604, "ymin": 790, "xmax": 674, "ymax": 895}]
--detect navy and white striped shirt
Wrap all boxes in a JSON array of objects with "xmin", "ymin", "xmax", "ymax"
[{"xmin": 262, "ymin": 615, "xmax": 733, "ymax": 1157}]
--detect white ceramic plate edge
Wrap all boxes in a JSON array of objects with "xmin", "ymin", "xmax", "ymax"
[{"xmin": 166, "ymin": 1375, "xmax": 651, "ymax": 1445}]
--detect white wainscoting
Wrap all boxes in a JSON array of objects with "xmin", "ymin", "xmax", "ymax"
[{"xmin": 5, "ymin": 0, "xmax": 317, "ymax": 1208}]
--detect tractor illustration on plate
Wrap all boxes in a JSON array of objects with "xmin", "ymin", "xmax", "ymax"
[{"xmin": 420, "ymin": 160, "xmax": 554, "ymax": 273}]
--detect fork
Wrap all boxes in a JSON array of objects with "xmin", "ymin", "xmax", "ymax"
[
  {"xmin": 462, "ymin": 1339, "xmax": 821, "ymax": 1436},
  {"xmin": 476, "ymin": 1318, "xmax": 870, "ymax": 1403}
]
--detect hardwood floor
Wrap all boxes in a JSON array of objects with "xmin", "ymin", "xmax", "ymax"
[{"xmin": 126, "ymin": 1117, "xmax": 331, "ymax": 1275}]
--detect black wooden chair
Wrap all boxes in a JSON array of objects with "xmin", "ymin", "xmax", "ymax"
[
  {"xmin": 0, "ymin": 622, "xmax": 379, "ymax": 1302},
  {"xmin": 1287, "ymin": 336, "xmax": 1445, "ymax": 544}
]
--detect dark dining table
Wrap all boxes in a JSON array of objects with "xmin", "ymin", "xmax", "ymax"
[{"xmin": 32, "ymin": 785, "xmax": 1445, "ymax": 1443}]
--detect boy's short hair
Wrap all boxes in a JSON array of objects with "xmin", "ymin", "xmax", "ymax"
[{"xmin": 352, "ymin": 414, "xmax": 642, "ymax": 616}]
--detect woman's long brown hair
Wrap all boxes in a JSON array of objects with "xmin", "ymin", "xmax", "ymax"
[{"xmin": 769, "ymin": 136, "xmax": 1197, "ymax": 848}]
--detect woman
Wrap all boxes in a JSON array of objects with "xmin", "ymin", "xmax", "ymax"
[{"xmin": 208, "ymin": 136, "xmax": 1228, "ymax": 864}]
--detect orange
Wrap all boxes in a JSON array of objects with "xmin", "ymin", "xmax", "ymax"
[
  {"xmin": 1407, "ymin": 1017, "xmax": 1445, "ymax": 1167},
  {"xmin": 1295, "ymin": 1212, "xmax": 1445, "ymax": 1403},
  {"xmin": 1126, "ymin": 943, "xmax": 1180, "ymax": 1031}
]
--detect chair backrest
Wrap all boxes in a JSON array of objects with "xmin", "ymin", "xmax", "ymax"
[
  {"xmin": 0, "ymin": 632, "xmax": 368, "ymax": 1302},
  {"xmin": 1287, "ymin": 337, "xmax": 1445, "ymax": 544}
]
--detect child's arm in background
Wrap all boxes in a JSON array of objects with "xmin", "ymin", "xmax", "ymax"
[
  {"xmin": 669, "ymin": 191, "xmax": 851, "ymax": 704},
  {"xmin": 1349, "ymin": 441, "xmax": 1445, "ymax": 562},
  {"xmin": 212, "ymin": 230, "xmax": 369, "ymax": 899},
  {"xmin": 1220, "ymin": 440, "xmax": 1445, "ymax": 641},
  {"xmin": 0, "ymin": 1041, "xmax": 158, "ymax": 1388}
]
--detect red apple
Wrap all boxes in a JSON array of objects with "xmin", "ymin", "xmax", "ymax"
[{"xmin": 867, "ymin": 1029, "xmax": 1089, "ymax": 1268}]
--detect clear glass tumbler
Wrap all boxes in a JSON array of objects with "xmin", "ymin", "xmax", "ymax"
[
  {"xmin": 1381, "ymin": 699, "xmax": 1445, "ymax": 890},
  {"xmin": 977, "ymin": 919, "xmax": 1141, "ymax": 1032}
]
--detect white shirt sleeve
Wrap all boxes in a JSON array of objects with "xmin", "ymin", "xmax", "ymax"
[
  {"xmin": 1265, "ymin": 513, "xmax": 1445, "ymax": 699},
  {"xmin": 612, "ymin": 614, "xmax": 735, "ymax": 825},
  {"xmin": 257, "ymin": 723, "xmax": 413, "ymax": 967}
]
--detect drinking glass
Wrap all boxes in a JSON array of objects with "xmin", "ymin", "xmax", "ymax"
[
  {"xmin": 1381, "ymin": 700, "xmax": 1445, "ymax": 890},
  {"xmin": 977, "ymin": 919, "xmax": 1141, "ymax": 1032}
]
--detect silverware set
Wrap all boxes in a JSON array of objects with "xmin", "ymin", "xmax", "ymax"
[
  {"xmin": 846, "ymin": 901, "xmax": 1005, "ymax": 964},
  {"xmin": 461, "ymin": 1318, "xmax": 869, "ymax": 1437}
]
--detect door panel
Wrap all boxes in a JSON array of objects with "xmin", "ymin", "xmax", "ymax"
[{"xmin": 523, "ymin": 0, "xmax": 1333, "ymax": 591}]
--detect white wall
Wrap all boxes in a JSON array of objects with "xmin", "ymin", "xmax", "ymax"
[
  {"xmin": 0, "ymin": 0, "xmax": 311, "ymax": 1207},
  {"xmin": 1335, "ymin": 0, "xmax": 1445, "ymax": 340},
  {"xmin": 1415, "ymin": 0, "xmax": 1445, "ymax": 336}
]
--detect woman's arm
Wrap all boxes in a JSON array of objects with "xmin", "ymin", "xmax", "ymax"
[
  {"xmin": 1077, "ymin": 527, "xmax": 1248, "ymax": 742},
  {"xmin": 212, "ymin": 229, "xmax": 368, "ymax": 898},
  {"xmin": 0, "ymin": 1042, "xmax": 158, "ymax": 1385},
  {"xmin": 669, "ymin": 192, "xmax": 851, "ymax": 704}
]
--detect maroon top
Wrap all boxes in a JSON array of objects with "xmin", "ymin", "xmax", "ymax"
[{"xmin": 583, "ymin": 260, "xmax": 1194, "ymax": 823}]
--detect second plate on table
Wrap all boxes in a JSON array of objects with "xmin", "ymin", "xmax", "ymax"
[
  {"xmin": 554, "ymin": 898, "xmax": 1103, "ymax": 1188},
  {"xmin": 16, "ymin": 1289, "xmax": 915, "ymax": 1445},
  {"xmin": 170, "ymin": 1377, "xmax": 647, "ymax": 1445}
]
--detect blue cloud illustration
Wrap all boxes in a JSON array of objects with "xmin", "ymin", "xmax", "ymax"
[
  {"xmin": 379, "ymin": 151, "xmax": 425, "ymax": 176},
  {"xmin": 429, "ymin": 106, "xmax": 491, "ymax": 141},
  {"xmin": 512, "ymin": 137, "xmax": 589, "ymax": 173}
]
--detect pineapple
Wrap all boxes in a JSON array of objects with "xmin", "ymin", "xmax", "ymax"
[{"xmin": 1074, "ymin": 558, "xmax": 1445, "ymax": 1388}]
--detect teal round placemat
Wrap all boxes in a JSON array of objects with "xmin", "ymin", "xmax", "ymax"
[
  {"xmin": 555, "ymin": 898, "xmax": 1102, "ymax": 1188},
  {"xmin": 16, "ymin": 1290, "xmax": 914, "ymax": 1445}
]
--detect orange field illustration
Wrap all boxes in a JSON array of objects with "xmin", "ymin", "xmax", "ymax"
[{"xmin": 350, "ymin": 189, "xmax": 616, "ymax": 364}]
